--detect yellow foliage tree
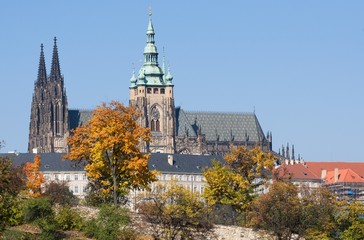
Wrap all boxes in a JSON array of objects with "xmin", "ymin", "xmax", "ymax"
[
  {"xmin": 66, "ymin": 101, "xmax": 157, "ymax": 204},
  {"xmin": 203, "ymin": 145, "xmax": 275, "ymax": 223},
  {"xmin": 138, "ymin": 181, "xmax": 212, "ymax": 239},
  {"xmin": 24, "ymin": 154, "xmax": 45, "ymax": 198}
]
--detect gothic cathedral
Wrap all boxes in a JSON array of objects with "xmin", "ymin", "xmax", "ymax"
[
  {"xmin": 28, "ymin": 38, "xmax": 69, "ymax": 153},
  {"xmin": 28, "ymin": 15, "xmax": 272, "ymax": 155}
]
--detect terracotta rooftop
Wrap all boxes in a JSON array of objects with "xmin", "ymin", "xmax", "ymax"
[
  {"xmin": 324, "ymin": 168, "xmax": 364, "ymax": 184},
  {"xmin": 275, "ymin": 163, "xmax": 320, "ymax": 180},
  {"xmin": 305, "ymin": 162, "xmax": 364, "ymax": 180}
]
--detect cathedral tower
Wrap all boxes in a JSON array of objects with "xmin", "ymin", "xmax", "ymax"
[
  {"xmin": 129, "ymin": 13, "xmax": 176, "ymax": 153},
  {"xmin": 28, "ymin": 38, "xmax": 69, "ymax": 153}
]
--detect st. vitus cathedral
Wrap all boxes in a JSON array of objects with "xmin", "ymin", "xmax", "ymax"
[{"xmin": 28, "ymin": 14, "xmax": 272, "ymax": 155}]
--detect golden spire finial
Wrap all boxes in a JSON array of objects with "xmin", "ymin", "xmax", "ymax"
[{"xmin": 148, "ymin": 6, "xmax": 152, "ymax": 17}]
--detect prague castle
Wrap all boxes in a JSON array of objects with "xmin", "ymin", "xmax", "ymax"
[{"xmin": 28, "ymin": 14, "xmax": 272, "ymax": 155}]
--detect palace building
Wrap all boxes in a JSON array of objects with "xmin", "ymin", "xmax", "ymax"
[{"xmin": 28, "ymin": 14, "xmax": 272, "ymax": 155}]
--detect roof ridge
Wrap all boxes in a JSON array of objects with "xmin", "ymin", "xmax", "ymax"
[
  {"xmin": 185, "ymin": 110, "xmax": 255, "ymax": 115},
  {"xmin": 69, "ymin": 108, "xmax": 94, "ymax": 112}
]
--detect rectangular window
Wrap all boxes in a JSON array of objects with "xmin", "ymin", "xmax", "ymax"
[
  {"xmin": 65, "ymin": 174, "xmax": 70, "ymax": 181},
  {"xmin": 82, "ymin": 174, "xmax": 87, "ymax": 180},
  {"xmin": 147, "ymin": 88, "xmax": 152, "ymax": 94},
  {"xmin": 55, "ymin": 174, "xmax": 59, "ymax": 181},
  {"xmin": 74, "ymin": 186, "xmax": 78, "ymax": 193},
  {"xmin": 153, "ymin": 88, "xmax": 158, "ymax": 94},
  {"xmin": 160, "ymin": 88, "xmax": 165, "ymax": 94},
  {"xmin": 74, "ymin": 174, "xmax": 78, "ymax": 181},
  {"xmin": 44, "ymin": 174, "xmax": 50, "ymax": 181},
  {"xmin": 83, "ymin": 185, "xmax": 87, "ymax": 193}
]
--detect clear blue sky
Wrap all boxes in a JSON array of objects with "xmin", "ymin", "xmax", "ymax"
[{"xmin": 1, "ymin": 1, "xmax": 363, "ymax": 162}]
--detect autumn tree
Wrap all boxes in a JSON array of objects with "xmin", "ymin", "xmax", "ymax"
[
  {"xmin": 203, "ymin": 145, "xmax": 275, "ymax": 223},
  {"xmin": 248, "ymin": 182, "xmax": 338, "ymax": 240},
  {"xmin": 66, "ymin": 101, "xmax": 157, "ymax": 205},
  {"xmin": 138, "ymin": 182, "xmax": 212, "ymax": 240},
  {"xmin": 24, "ymin": 154, "xmax": 45, "ymax": 198},
  {"xmin": 248, "ymin": 181, "xmax": 302, "ymax": 239},
  {"xmin": 43, "ymin": 181, "xmax": 77, "ymax": 206},
  {"xmin": 0, "ymin": 157, "xmax": 26, "ymax": 232}
]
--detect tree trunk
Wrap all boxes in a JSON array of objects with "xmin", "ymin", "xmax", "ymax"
[{"xmin": 112, "ymin": 164, "xmax": 117, "ymax": 205}]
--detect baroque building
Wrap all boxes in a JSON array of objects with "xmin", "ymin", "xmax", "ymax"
[{"xmin": 28, "ymin": 14, "xmax": 272, "ymax": 155}]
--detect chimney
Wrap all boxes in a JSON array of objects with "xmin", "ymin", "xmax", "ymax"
[
  {"xmin": 168, "ymin": 155, "xmax": 174, "ymax": 166},
  {"xmin": 321, "ymin": 169, "xmax": 327, "ymax": 179},
  {"xmin": 334, "ymin": 168, "xmax": 339, "ymax": 183}
]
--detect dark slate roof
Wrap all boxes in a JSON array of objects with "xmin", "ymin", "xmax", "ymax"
[
  {"xmin": 176, "ymin": 107, "xmax": 265, "ymax": 142},
  {"xmin": 2, "ymin": 153, "xmax": 84, "ymax": 172},
  {"xmin": 148, "ymin": 153, "xmax": 224, "ymax": 174},
  {"xmin": 68, "ymin": 107, "xmax": 266, "ymax": 143},
  {"xmin": 69, "ymin": 109, "xmax": 93, "ymax": 130},
  {"xmin": 4, "ymin": 153, "xmax": 223, "ymax": 174}
]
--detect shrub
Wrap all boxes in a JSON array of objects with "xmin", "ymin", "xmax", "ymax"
[
  {"xmin": 83, "ymin": 204, "xmax": 135, "ymax": 240},
  {"xmin": 23, "ymin": 197, "xmax": 53, "ymax": 223},
  {"xmin": 0, "ymin": 194, "xmax": 25, "ymax": 231},
  {"xmin": 55, "ymin": 206, "xmax": 84, "ymax": 230}
]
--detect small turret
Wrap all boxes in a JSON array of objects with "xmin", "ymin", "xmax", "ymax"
[{"xmin": 129, "ymin": 69, "xmax": 137, "ymax": 88}]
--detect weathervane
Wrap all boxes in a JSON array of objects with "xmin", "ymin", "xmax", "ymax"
[{"xmin": 148, "ymin": 6, "xmax": 152, "ymax": 17}]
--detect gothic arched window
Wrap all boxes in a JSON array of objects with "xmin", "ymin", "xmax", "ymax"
[
  {"xmin": 151, "ymin": 107, "xmax": 160, "ymax": 132},
  {"xmin": 156, "ymin": 120, "xmax": 160, "ymax": 132},
  {"xmin": 151, "ymin": 120, "xmax": 156, "ymax": 131}
]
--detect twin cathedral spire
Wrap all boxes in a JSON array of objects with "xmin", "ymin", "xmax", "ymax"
[{"xmin": 28, "ymin": 37, "xmax": 69, "ymax": 153}]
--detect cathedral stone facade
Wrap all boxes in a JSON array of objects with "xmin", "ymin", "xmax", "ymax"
[
  {"xmin": 28, "ymin": 38, "xmax": 69, "ymax": 153},
  {"xmin": 28, "ymin": 16, "xmax": 272, "ymax": 155}
]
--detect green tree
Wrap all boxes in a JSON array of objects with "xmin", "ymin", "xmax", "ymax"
[
  {"xmin": 203, "ymin": 146, "xmax": 275, "ymax": 223},
  {"xmin": 300, "ymin": 186, "xmax": 337, "ymax": 239},
  {"xmin": 0, "ymin": 157, "xmax": 26, "ymax": 233},
  {"xmin": 0, "ymin": 157, "xmax": 26, "ymax": 196},
  {"xmin": 66, "ymin": 101, "xmax": 157, "ymax": 205},
  {"xmin": 336, "ymin": 200, "xmax": 364, "ymax": 240},
  {"xmin": 248, "ymin": 183, "xmax": 338, "ymax": 240},
  {"xmin": 138, "ymin": 182, "xmax": 212, "ymax": 240},
  {"xmin": 248, "ymin": 181, "xmax": 301, "ymax": 240}
]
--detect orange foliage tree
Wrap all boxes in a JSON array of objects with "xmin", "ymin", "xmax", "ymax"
[
  {"xmin": 66, "ymin": 101, "xmax": 157, "ymax": 205},
  {"xmin": 24, "ymin": 154, "xmax": 45, "ymax": 198}
]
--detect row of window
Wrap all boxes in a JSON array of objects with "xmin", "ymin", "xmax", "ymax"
[
  {"xmin": 70, "ymin": 185, "xmax": 87, "ymax": 194},
  {"xmin": 136, "ymin": 88, "xmax": 172, "ymax": 95},
  {"xmin": 44, "ymin": 173, "xmax": 87, "ymax": 181},
  {"xmin": 157, "ymin": 174, "xmax": 203, "ymax": 182}
]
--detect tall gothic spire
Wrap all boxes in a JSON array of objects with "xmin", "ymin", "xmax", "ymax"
[
  {"xmin": 144, "ymin": 9, "xmax": 158, "ymax": 66},
  {"xmin": 50, "ymin": 37, "xmax": 62, "ymax": 81},
  {"xmin": 36, "ymin": 44, "xmax": 47, "ymax": 84}
]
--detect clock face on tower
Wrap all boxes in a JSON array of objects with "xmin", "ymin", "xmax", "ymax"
[{"xmin": 152, "ymin": 108, "xmax": 160, "ymax": 120}]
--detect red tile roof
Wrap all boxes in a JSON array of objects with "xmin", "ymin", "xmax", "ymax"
[
  {"xmin": 276, "ymin": 164, "xmax": 320, "ymax": 180},
  {"xmin": 305, "ymin": 162, "xmax": 364, "ymax": 179},
  {"xmin": 324, "ymin": 168, "xmax": 364, "ymax": 184}
]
